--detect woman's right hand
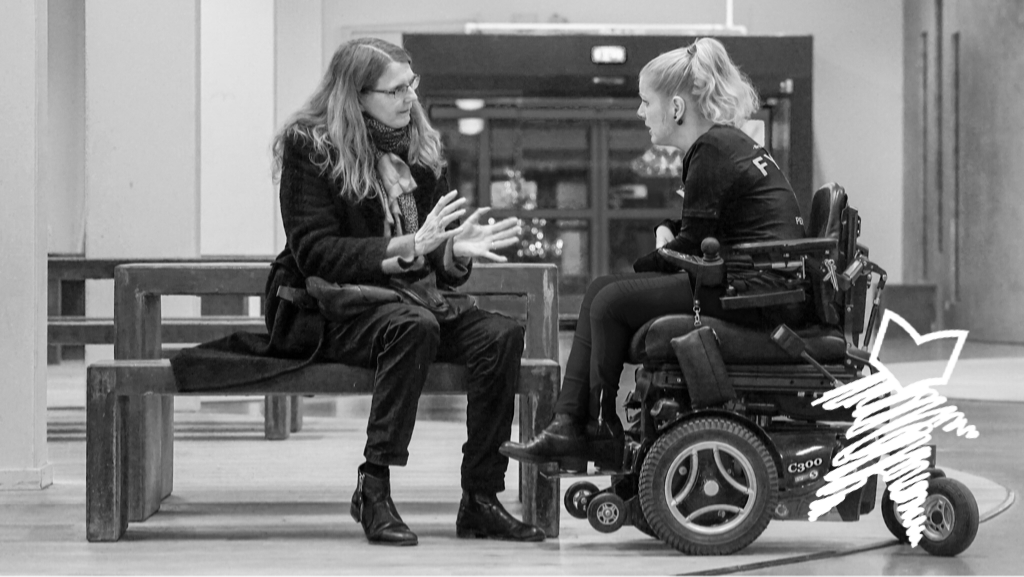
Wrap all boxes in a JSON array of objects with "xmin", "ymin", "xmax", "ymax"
[{"xmin": 413, "ymin": 190, "xmax": 467, "ymax": 256}]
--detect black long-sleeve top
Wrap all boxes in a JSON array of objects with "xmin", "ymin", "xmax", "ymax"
[{"xmin": 635, "ymin": 124, "xmax": 805, "ymax": 272}]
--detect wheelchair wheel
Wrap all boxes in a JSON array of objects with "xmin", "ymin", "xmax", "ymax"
[
  {"xmin": 564, "ymin": 481, "xmax": 600, "ymax": 520},
  {"xmin": 587, "ymin": 493, "xmax": 626, "ymax": 533},
  {"xmin": 881, "ymin": 487, "xmax": 910, "ymax": 544},
  {"xmin": 639, "ymin": 417, "xmax": 777, "ymax": 555},
  {"xmin": 918, "ymin": 478, "xmax": 979, "ymax": 557},
  {"xmin": 626, "ymin": 497, "xmax": 657, "ymax": 538}
]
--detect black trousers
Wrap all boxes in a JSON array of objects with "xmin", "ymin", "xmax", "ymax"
[
  {"xmin": 322, "ymin": 303, "xmax": 524, "ymax": 493},
  {"xmin": 554, "ymin": 272, "xmax": 803, "ymax": 424}
]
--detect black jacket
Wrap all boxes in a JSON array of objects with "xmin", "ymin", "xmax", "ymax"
[{"xmin": 265, "ymin": 134, "xmax": 470, "ymax": 357}]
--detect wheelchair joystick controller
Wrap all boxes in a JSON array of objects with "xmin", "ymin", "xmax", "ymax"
[
  {"xmin": 700, "ymin": 238, "xmax": 721, "ymax": 262},
  {"xmin": 658, "ymin": 237, "xmax": 725, "ymax": 286}
]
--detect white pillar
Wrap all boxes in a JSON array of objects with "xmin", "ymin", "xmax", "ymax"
[
  {"xmin": 84, "ymin": 0, "xmax": 202, "ymax": 364},
  {"xmin": 274, "ymin": 0, "xmax": 323, "ymax": 252},
  {"xmin": 200, "ymin": 0, "xmax": 276, "ymax": 257},
  {"xmin": 47, "ymin": 0, "xmax": 86, "ymax": 255},
  {"xmin": 0, "ymin": 0, "xmax": 53, "ymax": 491}
]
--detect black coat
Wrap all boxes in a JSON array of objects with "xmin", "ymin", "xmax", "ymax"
[{"xmin": 265, "ymin": 134, "xmax": 471, "ymax": 357}]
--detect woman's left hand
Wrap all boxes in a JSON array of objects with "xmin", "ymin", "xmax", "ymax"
[{"xmin": 452, "ymin": 208, "xmax": 522, "ymax": 262}]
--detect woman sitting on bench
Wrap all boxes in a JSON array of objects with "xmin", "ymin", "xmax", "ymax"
[
  {"xmin": 268, "ymin": 37, "xmax": 542, "ymax": 546},
  {"xmin": 501, "ymin": 38, "xmax": 813, "ymax": 471}
]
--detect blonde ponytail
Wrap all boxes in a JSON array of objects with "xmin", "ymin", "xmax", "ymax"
[{"xmin": 640, "ymin": 38, "xmax": 759, "ymax": 127}]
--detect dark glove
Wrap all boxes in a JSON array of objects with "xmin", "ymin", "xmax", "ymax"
[{"xmin": 632, "ymin": 250, "xmax": 682, "ymax": 274}]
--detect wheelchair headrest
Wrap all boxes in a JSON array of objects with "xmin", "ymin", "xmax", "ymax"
[{"xmin": 807, "ymin": 183, "xmax": 847, "ymax": 239}]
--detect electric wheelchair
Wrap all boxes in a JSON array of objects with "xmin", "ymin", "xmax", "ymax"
[{"xmin": 560, "ymin": 183, "xmax": 979, "ymax": 557}]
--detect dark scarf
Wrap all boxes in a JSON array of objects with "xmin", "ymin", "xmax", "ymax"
[
  {"xmin": 364, "ymin": 114, "xmax": 419, "ymax": 234},
  {"xmin": 364, "ymin": 114, "xmax": 411, "ymax": 160}
]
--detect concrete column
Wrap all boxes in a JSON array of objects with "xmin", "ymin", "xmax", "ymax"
[
  {"xmin": 0, "ymin": 0, "xmax": 53, "ymax": 491},
  {"xmin": 84, "ymin": 0, "xmax": 202, "ymax": 363},
  {"xmin": 200, "ymin": 0, "xmax": 276, "ymax": 258},
  {"xmin": 47, "ymin": 0, "xmax": 86, "ymax": 255}
]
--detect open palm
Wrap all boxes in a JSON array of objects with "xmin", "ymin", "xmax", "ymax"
[{"xmin": 453, "ymin": 208, "xmax": 522, "ymax": 262}]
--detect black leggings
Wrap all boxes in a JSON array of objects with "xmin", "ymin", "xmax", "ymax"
[{"xmin": 553, "ymin": 272, "xmax": 775, "ymax": 424}]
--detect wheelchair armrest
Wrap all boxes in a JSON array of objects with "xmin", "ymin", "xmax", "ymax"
[
  {"xmin": 658, "ymin": 238, "xmax": 726, "ymax": 287},
  {"xmin": 729, "ymin": 238, "xmax": 839, "ymax": 256},
  {"xmin": 720, "ymin": 288, "xmax": 806, "ymax": 310}
]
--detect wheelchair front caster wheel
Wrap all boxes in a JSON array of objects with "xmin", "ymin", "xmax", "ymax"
[
  {"xmin": 882, "ymin": 476, "xmax": 977, "ymax": 556},
  {"xmin": 564, "ymin": 481, "xmax": 600, "ymax": 520},
  {"xmin": 587, "ymin": 493, "xmax": 626, "ymax": 533},
  {"xmin": 881, "ymin": 487, "xmax": 910, "ymax": 544}
]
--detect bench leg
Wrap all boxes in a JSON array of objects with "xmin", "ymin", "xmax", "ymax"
[
  {"xmin": 161, "ymin": 397, "xmax": 174, "ymax": 499},
  {"xmin": 87, "ymin": 369, "xmax": 129, "ymax": 542},
  {"xmin": 127, "ymin": 395, "xmax": 166, "ymax": 522},
  {"xmin": 264, "ymin": 395, "xmax": 291, "ymax": 440},
  {"xmin": 289, "ymin": 395, "xmax": 303, "ymax": 433},
  {"xmin": 520, "ymin": 370, "xmax": 561, "ymax": 538}
]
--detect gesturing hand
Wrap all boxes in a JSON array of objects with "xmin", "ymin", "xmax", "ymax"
[
  {"xmin": 452, "ymin": 208, "xmax": 522, "ymax": 262},
  {"xmin": 413, "ymin": 190, "xmax": 467, "ymax": 256}
]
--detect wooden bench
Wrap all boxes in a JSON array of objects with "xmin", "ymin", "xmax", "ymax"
[
  {"xmin": 48, "ymin": 255, "xmax": 303, "ymax": 438},
  {"xmin": 86, "ymin": 262, "xmax": 562, "ymax": 541}
]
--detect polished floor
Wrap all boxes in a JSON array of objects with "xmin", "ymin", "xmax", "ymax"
[{"xmin": 3, "ymin": 332, "xmax": 1023, "ymax": 575}]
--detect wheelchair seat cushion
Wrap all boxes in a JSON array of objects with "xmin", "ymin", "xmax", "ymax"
[{"xmin": 628, "ymin": 315, "xmax": 847, "ymax": 366}]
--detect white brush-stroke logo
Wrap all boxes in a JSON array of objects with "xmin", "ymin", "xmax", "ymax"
[{"xmin": 807, "ymin": 310, "xmax": 978, "ymax": 547}]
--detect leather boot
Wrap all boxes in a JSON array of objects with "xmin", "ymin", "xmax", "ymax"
[
  {"xmin": 498, "ymin": 413, "xmax": 585, "ymax": 469},
  {"xmin": 455, "ymin": 491, "xmax": 546, "ymax": 542},
  {"xmin": 349, "ymin": 467, "xmax": 418, "ymax": 546}
]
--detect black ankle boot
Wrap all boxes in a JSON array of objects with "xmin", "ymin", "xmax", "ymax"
[
  {"xmin": 349, "ymin": 467, "xmax": 417, "ymax": 546},
  {"xmin": 498, "ymin": 413, "xmax": 585, "ymax": 467},
  {"xmin": 455, "ymin": 491, "xmax": 546, "ymax": 542}
]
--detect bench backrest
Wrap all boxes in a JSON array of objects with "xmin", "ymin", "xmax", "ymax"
[{"xmin": 112, "ymin": 262, "xmax": 559, "ymax": 362}]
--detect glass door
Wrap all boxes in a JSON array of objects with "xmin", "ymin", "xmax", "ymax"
[
  {"xmin": 433, "ymin": 110, "xmax": 600, "ymax": 315},
  {"xmin": 604, "ymin": 120, "xmax": 684, "ymax": 275},
  {"xmin": 487, "ymin": 118, "xmax": 594, "ymax": 312},
  {"xmin": 429, "ymin": 100, "xmax": 790, "ymax": 320}
]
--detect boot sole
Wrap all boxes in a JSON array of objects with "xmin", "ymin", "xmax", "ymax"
[
  {"xmin": 456, "ymin": 529, "xmax": 545, "ymax": 542},
  {"xmin": 368, "ymin": 538, "xmax": 418, "ymax": 546},
  {"xmin": 499, "ymin": 447, "xmax": 587, "ymax": 473}
]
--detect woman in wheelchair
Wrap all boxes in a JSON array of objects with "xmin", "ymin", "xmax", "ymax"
[{"xmin": 500, "ymin": 38, "xmax": 814, "ymax": 471}]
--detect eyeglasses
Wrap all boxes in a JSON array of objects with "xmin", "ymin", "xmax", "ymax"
[{"xmin": 363, "ymin": 75, "xmax": 420, "ymax": 99}]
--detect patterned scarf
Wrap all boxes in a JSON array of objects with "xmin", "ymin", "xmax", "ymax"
[{"xmin": 365, "ymin": 115, "xmax": 419, "ymax": 234}]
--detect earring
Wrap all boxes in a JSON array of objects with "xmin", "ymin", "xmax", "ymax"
[{"xmin": 676, "ymin": 116, "xmax": 684, "ymax": 126}]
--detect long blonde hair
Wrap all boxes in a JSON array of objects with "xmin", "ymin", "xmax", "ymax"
[
  {"xmin": 272, "ymin": 37, "xmax": 444, "ymax": 203},
  {"xmin": 640, "ymin": 38, "xmax": 759, "ymax": 127}
]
